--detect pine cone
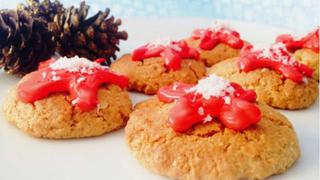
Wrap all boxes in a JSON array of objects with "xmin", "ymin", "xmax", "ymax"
[
  {"xmin": 49, "ymin": 1, "xmax": 128, "ymax": 65},
  {"xmin": 0, "ymin": 0, "xmax": 128, "ymax": 74},
  {"xmin": 0, "ymin": 10, "xmax": 56, "ymax": 74},
  {"xmin": 17, "ymin": 0, "xmax": 65, "ymax": 23}
]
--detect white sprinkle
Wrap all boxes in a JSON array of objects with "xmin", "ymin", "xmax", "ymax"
[
  {"xmin": 170, "ymin": 44, "xmax": 182, "ymax": 52},
  {"xmin": 97, "ymin": 103, "xmax": 101, "ymax": 111},
  {"xmin": 191, "ymin": 95, "xmax": 197, "ymax": 102},
  {"xmin": 42, "ymin": 72, "xmax": 47, "ymax": 79},
  {"xmin": 258, "ymin": 49, "xmax": 273, "ymax": 59},
  {"xmin": 223, "ymin": 96, "xmax": 231, "ymax": 105},
  {"xmin": 49, "ymin": 56, "xmax": 101, "ymax": 73},
  {"xmin": 52, "ymin": 75, "xmax": 61, "ymax": 81},
  {"xmin": 76, "ymin": 77, "xmax": 86, "ymax": 83},
  {"xmin": 228, "ymin": 39, "xmax": 236, "ymax": 44},
  {"xmin": 255, "ymin": 43, "xmax": 296, "ymax": 66},
  {"xmin": 302, "ymin": 77, "xmax": 308, "ymax": 84},
  {"xmin": 71, "ymin": 97, "xmax": 80, "ymax": 105},
  {"xmin": 187, "ymin": 74, "xmax": 234, "ymax": 100},
  {"xmin": 203, "ymin": 115, "xmax": 213, "ymax": 123},
  {"xmin": 225, "ymin": 86, "xmax": 235, "ymax": 94},
  {"xmin": 198, "ymin": 107, "xmax": 205, "ymax": 116},
  {"xmin": 52, "ymin": 71, "xmax": 57, "ymax": 75},
  {"xmin": 80, "ymin": 67, "xmax": 87, "ymax": 74},
  {"xmin": 68, "ymin": 67, "xmax": 79, "ymax": 72},
  {"xmin": 172, "ymin": 84, "xmax": 178, "ymax": 91},
  {"xmin": 163, "ymin": 56, "xmax": 170, "ymax": 64},
  {"xmin": 222, "ymin": 30, "xmax": 231, "ymax": 35}
]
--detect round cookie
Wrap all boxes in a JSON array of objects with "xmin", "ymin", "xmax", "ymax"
[
  {"xmin": 294, "ymin": 49, "xmax": 319, "ymax": 81},
  {"xmin": 186, "ymin": 38, "xmax": 242, "ymax": 66},
  {"xmin": 207, "ymin": 58, "xmax": 318, "ymax": 109},
  {"xmin": 185, "ymin": 21, "xmax": 247, "ymax": 67},
  {"xmin": 126, "ymin": 98, "xmax": 300, "ymax": 180},
  {"xmin": 110, "ymin": 54, "xmax": 206, "ymax": 95},
  {"xmin": 3, "ymin": 84, "xmax": 132, "ymax": 139}
]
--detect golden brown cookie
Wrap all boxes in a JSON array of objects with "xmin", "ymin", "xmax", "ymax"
[
  {"xmin": 3, "ymin": 84, "xmax": 132, "ymax": 139},
  {"xmin": 294, "ymin": 49, "xmax": 319, "ymax": 81},
  {"xmin": 110, "ymin": 54, "xmax": 206, "ymax": 95},
  {"xmin": 126, "ymin": 98, "xmax": 300, "ymax": 180},
  {"xmin": 207, "ymin": 58, "xmax": 318, "ymax": 109},
  {"xmin": 186, "ymin": 38, "xmax": 241, "ymax": 67}
]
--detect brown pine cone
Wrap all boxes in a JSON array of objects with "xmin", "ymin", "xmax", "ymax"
[
  {"xmin": 49, "ymin": 1, "xmax": 128, "ymax": 65},
  {"xmin": 0, "ymin": 10, "xmax": 56, "ymax": 74}
]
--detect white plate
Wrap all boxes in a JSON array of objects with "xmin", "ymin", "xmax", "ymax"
[{"xmin": 0, "ymin": 18, "xmax": 318, "ymax": 180}]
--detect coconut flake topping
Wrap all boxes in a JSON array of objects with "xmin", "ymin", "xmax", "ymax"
[
  {"xmin": 49, "ymin": 56, "xmax": 102, "ymax": 72},
  {"xmin": 203, "ymin": 115, "xmax": 213, "ymax": 123},
  {"xmin": 146, "ymin": 38, "xmax": 182, "ymax": 52},
  {"xmin": 188, "ymin": 74, "xmax": 235, "ymax": 100},
  {"xmin": 255, "ymin": 43, "xmax": 297, "ymax": 66}
]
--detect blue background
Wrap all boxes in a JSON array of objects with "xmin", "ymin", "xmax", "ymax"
[{"xmin": 1, "ymin": 0, "xmax": 319, "ymax": 32}]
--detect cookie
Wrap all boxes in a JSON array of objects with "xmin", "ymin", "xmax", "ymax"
[
  {"xmin": 126, "ymin": 98, "xmax": 300, "ymax": 180},
  {"xmin": 3, "ymin": 85, "xmax": 131, "ymax": 139},
  {"xmin": 294, "ymin": 49, "xmax": 319, "ymax": 81},
  {"xmin": 3, "ymin": 56, "xmax": 132, "ymax": 139},
  {"xmin": 185, "ymin": 21, "xmax": 246, "ymax": 67},
  {"xmin": 207, "ymin": 58, "xmax": 318, "ymax": 109},
  {"xmin": 110, "ymin": 40, "xmax": 206, "ymax": 95}
]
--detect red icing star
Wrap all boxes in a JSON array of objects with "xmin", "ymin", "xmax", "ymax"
[
  {"xmin": 238, "ymin": 44, "xmax": 313, "ymax": 83},
  {"xmin": 18, "ymin": 58, "xmax": 128, "ymax": 111},
  {"xmin": 131, "ymin": 40, "xmax": 200, "ymax": 70},
  {"xmin": 157, "ymin": 80, "xmax": 260, "ymax": 132}
]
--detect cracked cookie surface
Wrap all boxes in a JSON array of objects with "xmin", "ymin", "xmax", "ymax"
[
  {"xmin": 125, "ymin": 98, "xmax": 300, "ymax": 180},
  {"xmin": 207, "ymin": 58, "xmax": 318, "ymax": 109},
  {"xmin": 110, "ymin": 54, "xmax": 206, "ymax": 95},
  {"xmin": 3, "ymin": 85, "xmax": 132, "ymax": 139}
]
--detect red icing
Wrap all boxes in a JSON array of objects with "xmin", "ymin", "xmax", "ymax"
[
  {"xmin": 131, "ymin": 40, "xmax": 200, "ymax": 70},
  {"xmin": 276, "ymin": 28, "xmax": 319, "ymax": 53},
  {"xmin": 157, "ymin": 81, "xmax": 260, "ymax": 132},
  {"xmin": 191, "ymin": 27, "xmax": 244, "ymax": 50},
  {"xmin": 238, "ymin": 44, "xmax": 313, "ymax": 83},
  {"xmin": 17, "ymin": 58, "xmax": 129, "ymax": 111}
]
